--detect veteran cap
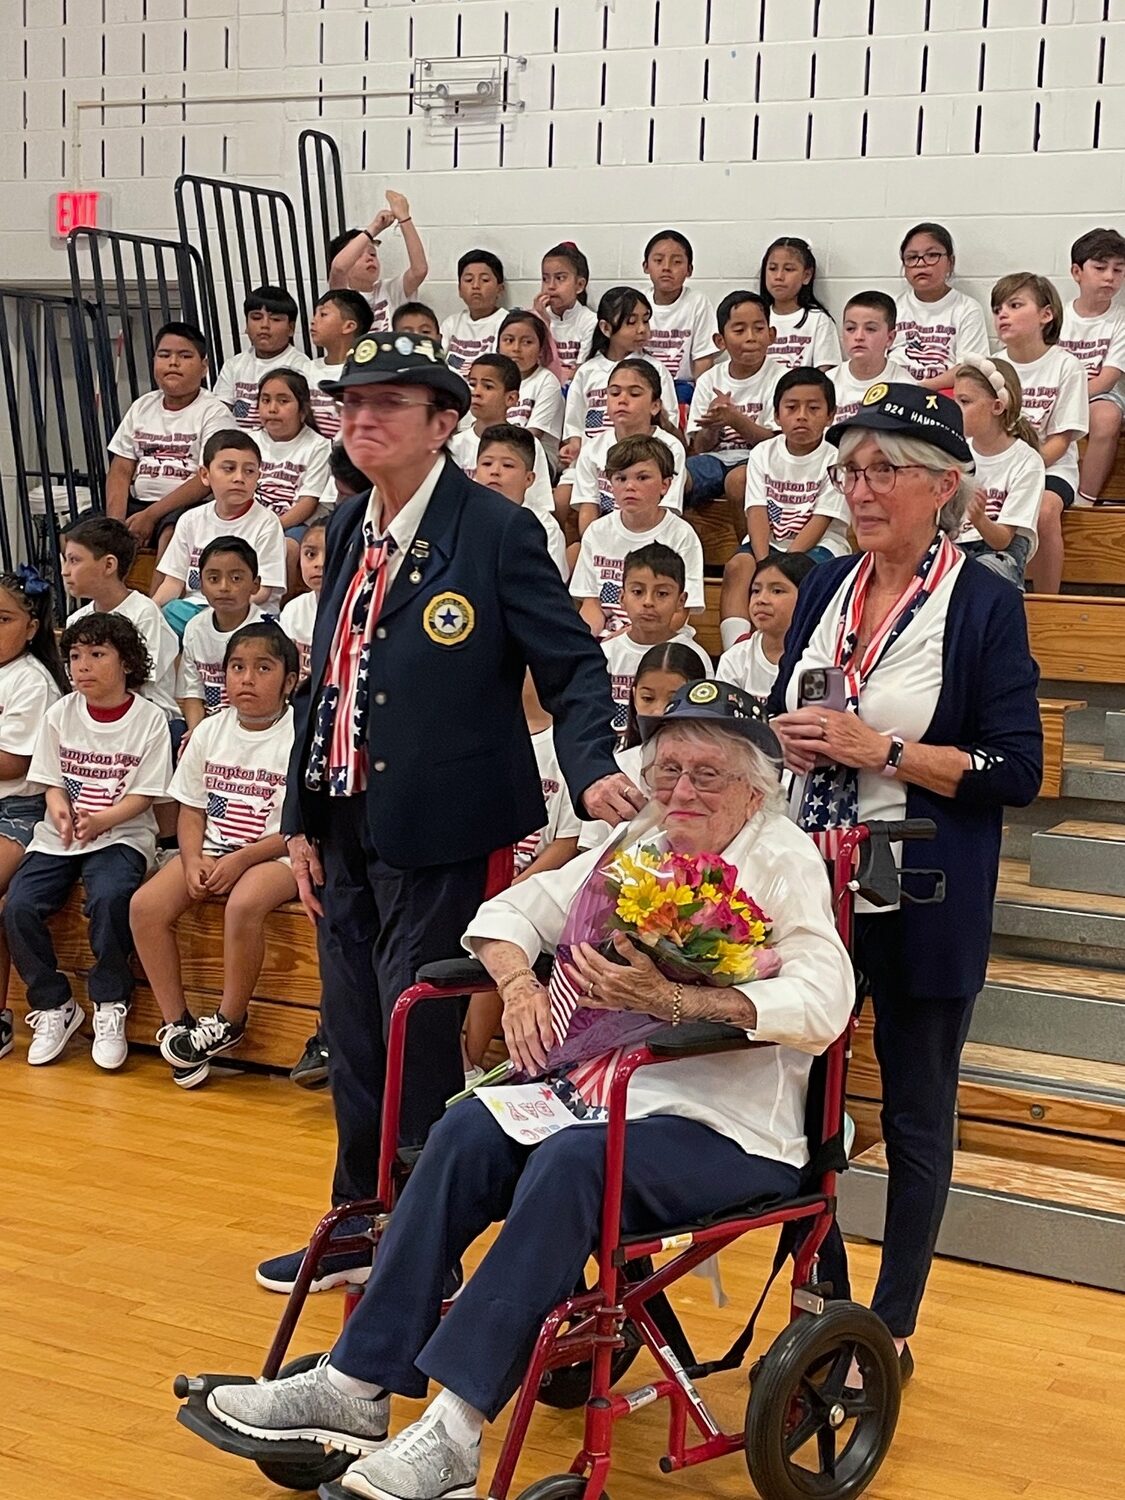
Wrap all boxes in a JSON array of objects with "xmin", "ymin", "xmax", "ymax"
[
  {"xmin": 826, "ymin": 381, "xmax": 971, "ymax": 464},
  {"xmin": 319, "ymin": 330, "xmax": 471, "ymax": 417},
  {"xmin": 638, "ymin": 679, "xmax": 782, "ymax": 764}
]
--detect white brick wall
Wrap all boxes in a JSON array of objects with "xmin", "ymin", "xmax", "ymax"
[{"xmin": 0, "ymin": 0, "xmax": 1122, "ymax": 329}]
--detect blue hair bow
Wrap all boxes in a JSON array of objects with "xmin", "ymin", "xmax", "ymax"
[{"xmin": 15, "ymin": 563, "xmax": 49, "ymax": 598}]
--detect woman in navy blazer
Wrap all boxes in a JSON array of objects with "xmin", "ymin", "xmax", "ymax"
[{"xmin": 769, "ymin": 385, "xmax": 1042, "ymax": 1384}]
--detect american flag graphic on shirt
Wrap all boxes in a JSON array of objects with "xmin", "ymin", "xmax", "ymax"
[
  {"xmin": 899, "ymin": 321, "xmax": 956, "ymax": 379},
  {"xmin": 63, "ymin": 774, "xmax": 117, "ymax": 810},
  {"xmin": 206, "ymin": 791, "xmax": 269, "ymax": 848}
]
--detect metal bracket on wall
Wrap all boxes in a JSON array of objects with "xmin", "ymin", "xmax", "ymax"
[{"xmin": 414, "ymin": 55, "xmax": 527, "ymax": 118}]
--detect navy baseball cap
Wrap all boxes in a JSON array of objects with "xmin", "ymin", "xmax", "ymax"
[
  {"xmin": 826, "ymin": 381, "xmax": 971, "ymax": 464},
  {"xmin": 639, "ymin": 679, "xmax": 782, "ymax": 763},
  {"xmin": 319, "ymin": 330, "xmax": 471, "ymax": 417}
]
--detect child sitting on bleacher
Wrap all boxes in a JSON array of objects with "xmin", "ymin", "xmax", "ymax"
[
  {"xmin": 177, "ymin": 538, "xmax": 265, "ymax": 730},
  {"xmin": 570, "ymin": 435, "xmax": 704, "ymax": 638},
  {"xmin": 254, "ymin": 370, "xmax": 331, "ymax": 594},
  {"xmin": 327, "ymin": 189, "xmax": 428, "ymax": 330},
  {"xmin": 498, "ymin": 309, "xmax": 565, "ymax": 469},
  {"xmin": 1059, "ymin": 228, "xmax": 1125, "ymax": 505},
  {"xmin": 642, "ymin": 229, "xmax": 717, "ymax": 387},
  {"xmin": 131, "ymin": 621, "xmax": 298, "ymax": 1089},
  {"xmin": 279, "ymin": 517, "xmax": 326, "ymax": 682},
  {"xmin": 891, "ymin": 221, "xmax": 990, "ymax": 387},
  {"xmin": 759, "ymin": 237, "xmax": 841, "ymax": 370},
  {"xmin": 105, "ymin": 321, "xmax": 229, "ymax": 551},
  {"xmin": 440, "ymin": 249, "xmax": 508, "ymax": 376},
  {"xmin": 212, "ymin": 286, "xmax": 312, "ymax": 431},
  {"xmin": 309, "ymin": 288, "xmax": 374, "ymax": 439},
  {"xmin": 5, "ymin": 613, "xmax": 169, "ymax": 1071},
  {"xmin": 952, "ymin": 356, "xmax": 1046, "ymax": 588},
  {"xmin": 535, "ymin": 242, "xmax": 597, "ymax": 382},
  {"xmin": 448, "ymin": 355, "xmax": 556, "ymax": 518},
  {"xmin": 825, "ymin": 292, "xmax": 915, "ymax": 423},
  {"xmin": 716, "ymin": 551, "xmax": 815, "ymax": 701},
  {"xmin": 473, "ymin": 425, "xmax": 568, "ymax": 578},
  {"xmin": 392, "ymin": 302, "xmax": 442, "ymax": 342},
  {"xmin": 153, "ymin": 429, "xmax": 286, "ymax": 638}
]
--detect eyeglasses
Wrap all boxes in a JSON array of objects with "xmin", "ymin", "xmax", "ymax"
[
  {"xmin": 644, "ymin": 762, "xmax": 744, "ymax": 794},
  {"xmin": 828, "ymin": 462, "xmax": 930, "ymax": 495},
  {"xmin": 902, "ymin": 250, "xmax": 948, "ymax": 267},
  {"xmin": 340, "ymin": 392, "xmax": 435, "ymax": 415}
]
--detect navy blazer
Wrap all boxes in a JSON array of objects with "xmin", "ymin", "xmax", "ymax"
[
  {"xmin": 770, "ymin": 554, "xmax": 1043, "ymax": 1000},
  {"xmin": 282, "ymin": 461, "xmax": 619, "ymax": 869}
]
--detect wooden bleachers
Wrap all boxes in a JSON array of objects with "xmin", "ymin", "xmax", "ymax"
[{"xmin": 125, "ymin": 549, "xmax": 157, "ymax": 595}]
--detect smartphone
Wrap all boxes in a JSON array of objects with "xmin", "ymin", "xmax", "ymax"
[{"xmin": 798, "ymin": 667, "xmax": 847, "ymax": 767}]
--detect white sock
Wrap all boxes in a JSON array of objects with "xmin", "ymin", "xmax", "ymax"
[
  {"xmin": 720, "ymin": 617, "xmax": 750, "ymax": 652},
  {"xmin": 428, "ymin": 1387, "xmax": 485, "ymax": 1447},
  {"xmin": 1077, "ymin": 490, "xmax": 1098, "ymax": 506},
  {"xmin": 325, "ymin": 1362, "xmax": 385, "ymax": 1401}
]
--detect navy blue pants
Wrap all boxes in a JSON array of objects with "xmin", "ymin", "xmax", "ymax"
[
  {"xmin": 818, "ymin": 913, "xmax": 976, "ymax": 1338},
  {"xmin": 331, "ymin": 1098, "xmax": 799, "ymax": 1420},
  {"xmin": 4, "ymin": 845, "xmax": 147, "ymax": 1010},
  {"xmin": 315, "ymin": 798, "xmax": 490, "ymax": 1205}
]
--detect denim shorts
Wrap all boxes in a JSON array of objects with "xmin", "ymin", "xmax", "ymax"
[
  {"xmin": 1091, "ymin": 387, "xmax": 1125, "ymax": 416},
  {"xmin": 686, "ymin": 453, "xmax": 744, "ymax": 505},
  {"xmin": 959, "ymin": 534, "xmax": 1031, "ymax": 588},
  {"xmin": 283, "ymin": 523, "xmax": 308, "ymax": 543},
  {"xmin": 0, "ymin": 792, "xmax": 46, "ymax": 849}
]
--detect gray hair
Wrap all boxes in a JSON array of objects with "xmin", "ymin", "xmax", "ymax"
[
  {"xmin": 837, "ymin": 427, "xmax": 974, "ymax": 537},
  {"xmin": 641, "ymin": 721, "xmax": 786, "ymax": 816}
]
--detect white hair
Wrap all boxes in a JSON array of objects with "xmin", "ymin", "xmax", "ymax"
[
  {"xmin": 642, "ymin": 721, "xmax": 786, "ymax": 816},
  {"xmin": 837, "ymin": 427, "xmax": 974, "ymax": 537}
]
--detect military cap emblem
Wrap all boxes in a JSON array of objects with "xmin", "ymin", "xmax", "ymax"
[
  {"xmin": 687, "ymin": 681, "xmax": 719, "ymax": 704},
  {"xmin": 862, "ymin": 382, "xmax": 888, "ymax": 406}
]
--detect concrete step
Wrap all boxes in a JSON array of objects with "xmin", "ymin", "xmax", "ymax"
[
  {"xmin": 993, "ymin": 857, "xmax": 1125, "ymax": 968},
  {"xmin": 839, "ymin": 1144, "xmax": 1125, "ymax": 1293},
  {"xmin": 1039, "ymin": 680, "xmax": 1118, "ymax": 745},
  {"xmin": 1030, "ymin": 819, "xmax": 1125, "ymax": 897},
  {"xmin": 971, "ymin": 956, "xmax": 1125, "ymax": 1065},
  {"xmin": 1105, "ymin": 711, "xmax": 1125, "ymax": 762},
  {"xmin": 1060, "ymin": 744, "xmax": 1125, "ymax": 802}
]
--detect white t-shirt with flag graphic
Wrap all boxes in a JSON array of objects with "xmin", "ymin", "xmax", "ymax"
[
  {"xmin": 601, "ymin": 629, "xmax": 712, "ymax": 740},
  {"xmin": 255, "ymin": 427, "xmax": 332, "ymax": 519},
  {"xmin": 0, "ymin": 654, "xmax": 62, "ymax": 799},
  {"xmin": 447, "ymin": 428, "xmax": 556, "ymax": 521},
  {"xmin": 744, "ymin": 436, "xmax": 851, "ymax": 556},
  {"xmin": 212, "ymin": 346, "xmax": 316, "ymax": 431},
  {"xmin": 70, "ymin": 590, "xmax": 180, "ymax": 722},
  {"xmin": 644, "ymin": 288, "xmax": 716, "ymax": 382},
  {"xmin": 766, "ymin": 308, "xmax": 841, "ymax": 371},
  {"xmin": 308, "ymin": 359, "xmax": 343, "ymax": 439},
  {"xmin": 687, "ymin": 358, "xmax": 787, "ymax": 465},
  {"xmin": 548, "ymin": 303, "xmax": 599, "ymax": 370},
  {"xmin": 169, "ymin": 704, "xmax": 294, "ymax": 855},
  {"xmin": 439, "ymin": 308, "xmax": 508, "ymax": 376},
  {"xmin": 571, "ymin": 427, "xmax": 686, "ymax": 516},
  {"xmin": 563, "ymin": 354, "xmax": 679, "ymax": 440},
  {"xmin": 824, "ymin": 357, "xmax": 916, "ymax": 424},
  {"xmin": 1007, "ymin": 345, "xmax": 1089, "ymax": 492},
  {"xmin": 279, "ymin": 589, "xmax": 318, "ymax": 683},
  {"xmin": 890, "ymin": 286, "xmax": 989, "ymax": 381},
  {"xmin": 160, "ymin": 499, "xmax": 287, "ymax": 607},
  {"xmin": 509, "ymin": 366, "xmax": 565, "ymax": 440},
  {"xmin": 1059, "ymin": 302, "xmax": 1125, "ymax": 382},
  {"xmin": 364, "ymin": 273, "xmax": 407, "ymax": 334},
  {"xmin": 716, "ymin": 632, "xmax": 780, "ymax": 703},
  {"xmin": 108, "ymin": 389, "xmax": 231, "ymax": 503},
  {"xmin": 27, "ymin": 692, "xmax": 170, "ymax": 862},
  {"xmin": 570, "ymin": 510, "xmax": 705, "ymax": 634},
  {"xmin": 513, "ymin": 725, "xmax": 582, "ymax": 874},
  {"xmin": 959, "ymin": 439, "xmax": 1046, "ymax": 554},
  {"xmin": 177, "ymin": 606, "xmax": 266, "ymax": 715}
]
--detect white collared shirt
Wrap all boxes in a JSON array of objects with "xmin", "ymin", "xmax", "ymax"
[{"xmin": 362, "ymin": 454, "xmax": 447, "ymax": 588}]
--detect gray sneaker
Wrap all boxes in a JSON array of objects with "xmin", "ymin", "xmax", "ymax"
[
  {"xmin": 207, "ymin": 1357, "xmax": 389, "ymax": 1455},
  {"xmin": 339, "ymin": 1413, "xmax": 480, "ymax": 1499}
]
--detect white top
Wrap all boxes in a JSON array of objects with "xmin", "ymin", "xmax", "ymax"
[
  {"xmin": 570, "ymin": 510, "xmax": 705, "ymax": 633},
  {"xmin": 70, "ymin": 592, "xmax": 180, "ymax": 722},
  {"xmin": 464, "ymin": 806, "xmax": 855, "ymax": 1167},
  {"xmin": 1059, "ymin": 302, "xmax": 1125, "ymax": 381},
  {"xmin": 362, "ymin": 456, "xmax": 447, "ymax": 590},
  {"xmin": 824, "ymin": 357, "xmax": 916, "ymax": 424},
  {"xmin": 255, "ymin": 427, "xmax": 333, "ymax": 518},
  {"xmin": 509, "ymin": 366, "xmax": 565, "ymax": 441},
  {"xmin": 548, "ymin": 302, "xmax": 598, "ymax": 369},
  {"xmin": 27, "ymin": 693, "xmax": 170, "ymax": 863},
  {"xmin": 439, "ymin": 308, "xmax": 507, "ymax": 376},
  {"xmin": 716, "ymin": 633, "xmax": 779, "ymax": 702},
  {"xmin": 563, "ymin": 354, "xmax": 679, "ymax": 440},
  {"xmin": 744, "ymin": 436, "xmax": 851, "ymax": 556},
  {"xmin": 687, "ymin": 358, "xmax": 788, "ymax": 464},
  {"xmin": 168, "ymin": 704, "xmax": 294, "ymax": 854},
  {"xmin": 571, "ymin": 427, "xmax": 686, "ymax": 515},
  {"xmin": 0, "ymin": 654, "xmax": 62, "ymax": 798},
  {"xmin": 959, "ymin": 439, "xmax": 1046, "ymax": 554},
  {"xmin": 308, "ymin": 358, "xmax": 343, "ymax": 440},
  {"xmin": 513, "ymin": 725, "xmax": 583, "ymax": 874},
  {"xmin": 177, "ymin": 605, "xmax": 266, "ymax": 713},
  {"xmin": 108, "ymin": 389, "xmax": 231, "ymax": 503},
  {"xmin": 365, "ymin": 272, "xmax": 407, "ymax": 334},
  {"xmin": 644, "ymin": 288, "xmax": 716, "ymax": 382},
  {"xmin": 447, "ymin": 428, "xmax": 555, "ymax": 521},
  {"xmin": 161, "ymin": 499, "xmax": 287, "ymax": 606},
  {"xmin": 1007, "ymin": 345, "xmax": 1089, "ymax": 491},
  {"xmin": 767, "ymin": 308, "xmax": 841, "ymax": 370},
  {"xmin": 601, "ymin": 629, "xmax": 712, "ymax": 739},
  {"xmin": 891, "ymin": 286, "xmax": 990, "ymax": 381},
  {"xmin": 212, "ymin": 346, "xmax": 316, "ymax": 431},
  {"xmin": 279, "ymin": 589, "xmax": 318, "ymax": 683}
]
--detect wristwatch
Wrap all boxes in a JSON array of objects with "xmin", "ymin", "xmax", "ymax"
[{"xmin": 880, "ymin": 735, "xmax": 905, "ymax": 778}]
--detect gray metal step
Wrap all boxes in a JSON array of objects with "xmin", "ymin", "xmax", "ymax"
[
  {"xmin": 1061, "ymin": 758, "xmax": 1125, "ymax": 803},
  {"xmin": 971, "ymin": 962, "xmax": 1125, "ymax": 1065},
  {"xmin": 1106, "ymin": 712, "xmax": 1125, "ymax": 762},
  {"xmin": 1030, "ymin": 821, "xmax": 1125, "ymax": 897},
  {"xmin": 992, "ymin": 893, "xmax": 1125, "ymax": 958},
  {"xmin": 1040, "ymin": 681, "xmax": 1118, "ymax": 745}
]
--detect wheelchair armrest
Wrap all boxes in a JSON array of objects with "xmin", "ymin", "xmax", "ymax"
[
  {"xmin": 644, "ymin": 1021, "xmax": 758, "ymax": 1058},
  {"xmin": 414, "ymin": 953, "xmax": 553, "ymax": 989}
]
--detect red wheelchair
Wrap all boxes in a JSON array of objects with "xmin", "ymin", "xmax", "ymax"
[{"xmin": 175, "ymin": 818, "xmax": 936, "ymax": 1500}]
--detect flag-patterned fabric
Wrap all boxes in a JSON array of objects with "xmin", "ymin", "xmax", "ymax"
[
  {"xmin": 206, "ymin": 791, "xmax": 269, "ymax": 847},
  {"xmin": 63, "ymin": 774, "xmax": 117, "ymax": 810}
]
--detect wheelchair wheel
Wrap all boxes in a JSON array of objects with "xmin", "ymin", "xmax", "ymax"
[
  {"xmin": 252, "ymin": 1353, "xmax": 353, "ymax": 1491},
  {"xmin": 744, "ymin": 1302, "xmax": 900, "ymax": 1500},
  {"xmin": 516, "ymin": 1476, "xmax": 610, "ymax": 1500},
  {"xmin": 536, "ymin": 1322, "xmax": 642, "ymax": 1410}
]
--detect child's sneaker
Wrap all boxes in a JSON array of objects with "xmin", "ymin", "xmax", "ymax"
[
  {"xmin": 289, "ymin": 1031, "xmax": 329, "ymax": 1090},
  {"xmin": 156, "ymin": 1016, "xmax": 210, "ymax": 1089},
  {"xmin": 91, "ymin": 1001, "xmax": 129, "ymax": 1070},
  {"xmin": 26, "ymin": 999, "xmax": 85, "ymax": 1065},
  {"xmin": 161, "ymin": 1011, "xmax": 244, "ymax": 1087},
  {"xmin": 0, "ymin": 1008, "xmax": 12, "ymax": 1059}
]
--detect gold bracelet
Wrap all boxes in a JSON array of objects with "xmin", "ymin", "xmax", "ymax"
[
  {"xmin": 670, "ymin": 982, "xmax": 684, "ymax": 1027},
  {"xmin": 496, "ymin": 966, "xmax": 535, "ymax": 998}
]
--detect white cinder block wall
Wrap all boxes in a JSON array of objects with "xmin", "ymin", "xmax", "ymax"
[{"xmin": 2, "ymin": 0, "xmax": 1125, "ymax": 322}]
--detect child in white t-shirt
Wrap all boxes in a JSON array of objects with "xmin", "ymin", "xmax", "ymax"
[
  {"xmin": 759, "ymin": 237, "xmax": 841, "ymax": 370},
  {"xmin": 891, "ymin": 222, "xmax": 990, "ymax": 387},
  {"xmin": 440, "ymin": 249, "xmax": 508, "ymax": 376},
  {"xmin": 498, "ymin": 309, "xmax": 566, "ymax": 468},
  {"xmin": 473, "ymin": 426, "xmax": 569, "ymax": 578},
  {"xmin": 1059, "ymin": 227, "xmax": 1125, "ymax": 504},
  {"xmin": 641, "ymin": 229, "xmax": 717, "ymax": 384},
  {"xmin": 535, "ymin": 242, "xmax": 598, "ymax": 382},
  {"xmin": 308, "ymin": 289, "xmax": 374, "ymax": 440},
  {"xmin": 255, "ymin": 369, "xmax": 332, "ymax": 594},
  {"xmin": 952, "ymin": 356, "xmax": 1046, "ymax": 588},
  {"xmin": 212, "ymin": 285, "xmax": 314, "ymax": 432},
  {"xmin": 825, "ymin": 292, "xmax": 916, "ymax": 423},
  {"xmin": 327, "ymin": 189, "xmax": 428, "ymax": 331},
  {"xmin": 5, "ymin": 612, "xmax": 169, "ymax": 1070},
  {"xmin": 130, "ymin": 621, "xmax": 299, "ymax": 1086},
  {"xmin": 177, "ymin": 538, "xmax": 266, "ymax": 729},
  {"xmin": 447, "ymin": 355, "xmax": 557, "ymax": 523},
  {"xmin": 717, "ymin": 552, "xmax": 815, "ymax": 702},
  {"xmin": 570, "ymin": 435, "xmax": 704, "ymax": 637},
  {"xmin": 279, "ymin": 517, "xmax": 326, "ymax": 683},
  {"xmin": 993, "ymin": 272, "xmax": 1089, "ymax": 593}
]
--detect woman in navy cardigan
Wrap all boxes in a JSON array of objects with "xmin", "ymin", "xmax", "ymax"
[{"xmin": 769, "ymin": 384, "xmax": 1042, "ymax": 1384}]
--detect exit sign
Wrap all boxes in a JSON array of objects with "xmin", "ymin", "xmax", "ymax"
[{"xmin": 50, "ymin": 190, "xmax": 112, "ymax": 241}]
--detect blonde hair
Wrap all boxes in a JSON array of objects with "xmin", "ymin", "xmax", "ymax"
[
  {"xmin": 953, "ymin": 357, "xmax": 1040, "ymax": 451},
  {"xmin": 990, "ymin": 271, "xmax": 1064, "ymax": 345},
  {"xmin": 641, "ymin": 721, "xmax": 786, "ymax": 816},
  {"xmin": 836, "ymin": 427, "xmax": 974, "ymax": 538}
]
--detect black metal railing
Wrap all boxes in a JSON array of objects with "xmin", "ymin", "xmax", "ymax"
[{"xmin": 299, "ymin": 128, "xmax": 346, "ymax": 295}]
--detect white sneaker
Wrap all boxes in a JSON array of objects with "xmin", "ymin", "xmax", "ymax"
[
  {"xmin": 91, "ymin": 1002, "xmax": 129, "ymax": 1070},
  {"xmin": 26, "ymin": 999, "xmax": 85, "ymax": 1065}
]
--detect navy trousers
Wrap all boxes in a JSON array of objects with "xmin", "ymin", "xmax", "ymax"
[
  {"xmin": 331, "ymin": 1098, "xmax": 799, "ymax": 1420},
  {"xmin": 4, "ymin": 845, "xmax": 147, "ymax": 1009},
  {"xmin": 315, "ymin": 798, "xmax": 490, "ymax": 1205},
  {"xmin": 818, "ymin": 913, "xmax": 976, "ymax": 1338}
]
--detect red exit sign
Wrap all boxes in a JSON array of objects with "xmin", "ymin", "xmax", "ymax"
[{"xmin": 50, "ymin": 190, "xmax": 112, "ymax": 241}]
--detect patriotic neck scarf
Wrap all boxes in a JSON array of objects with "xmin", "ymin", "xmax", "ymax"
[
  {"xmin": 305, "ymin": 523, "xmax": 395, "ymax": 797},
  {"xmin": 798, "ymin": 531, "xmax": 961, "ymax": 857}
]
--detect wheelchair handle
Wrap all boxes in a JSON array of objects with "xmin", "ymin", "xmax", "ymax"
[{"xmin": 862, "ymin": 818, "xmax": 936, "ymax": 843}]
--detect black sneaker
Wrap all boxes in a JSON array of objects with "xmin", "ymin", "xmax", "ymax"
[
  {"xmin": 289, "ymin": 1031, "xmax": 329, "ymax": 1090},
  {"xmin": 160, "ymin": 1012, "xmax": 245, "ymax": 1084},
  {"xmin": 0, "ymin": 1008, "xmax": 12, "ymax": 1060}
]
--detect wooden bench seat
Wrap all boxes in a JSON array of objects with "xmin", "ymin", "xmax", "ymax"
[
  {"xmin": 1038, "ymin": 696, "xmax": 1086, "ymax": 797},
  {"xmin": 1061, "ymin": 507, "xmax": 1125, "ymax": 589},
  {"xmin": 125, "ymin": 549, "xmax": 157, "ymax": 595},
  {"xmin": 1078, "ymin": 434, "xmax": 1125, "ymax": 504},
  {"xmin": 1025, "ymin": 594, "xmax": 1125, "ymax": 683}
]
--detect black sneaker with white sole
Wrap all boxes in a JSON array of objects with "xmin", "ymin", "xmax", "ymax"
[
  {"xmin": 290, "ymin": 1030, "xmax": 330, "ymax": 1090},
  {"xmin": 161, "ymin": 1011, "xmax": 244, "ymax": 1079},
  {"xmin": 0, "ymin": 1008, "xmax": 12, "ymax": 1060}
]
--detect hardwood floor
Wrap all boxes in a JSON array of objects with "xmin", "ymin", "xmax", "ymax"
[{"xmin": 1, "ymin": 1039, "xmax": 1122, "ymax": 1500}]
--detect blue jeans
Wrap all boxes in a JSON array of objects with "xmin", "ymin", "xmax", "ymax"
[
  {"xmin": 959, "ymin": 534, "xmax": 1031, "ymax": 588},
  {"xmin": 736, "ymin": 542, "xmax": 836, "ymax": 564},
  {"xmin": 686, "ymin": 453, "xmax": 745, "ymax": 505}
]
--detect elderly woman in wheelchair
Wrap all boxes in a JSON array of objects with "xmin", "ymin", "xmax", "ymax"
[{"xmin": 205, "ymin": 683, "xmax": 855, "ymax": 1500}]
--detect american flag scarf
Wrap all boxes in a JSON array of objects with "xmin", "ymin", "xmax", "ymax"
[
  {"xmin": 797, "ymin": 532, "xmax": 962, "ymax": 859},
  {"xmin": 305, "ymin": 525, "xmax": 395, "ymax": 797}
]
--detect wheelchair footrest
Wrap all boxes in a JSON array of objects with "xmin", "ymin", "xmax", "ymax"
[
  {"xmin": 174, "ymin": 1375, "xmax": 332, "ymax": 1465},
  {"xmin": 318, "ymin": 1484, "xmax": 349, "ymax": 1499}
]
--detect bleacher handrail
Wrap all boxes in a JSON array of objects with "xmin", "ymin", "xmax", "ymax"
[{"xmin": 298, "ymin": 129, "xmax": 346, "ymax": 298}]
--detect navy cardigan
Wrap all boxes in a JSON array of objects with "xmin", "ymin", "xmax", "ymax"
[{"xmin": 769, "ymin": 554, "xmax": 1043, "ymax": 1001}]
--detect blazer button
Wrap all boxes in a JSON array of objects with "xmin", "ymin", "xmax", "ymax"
[
  {"xmin": 373, "ymin": 759, "xmax": 387, "ymax": 772},
  {"xmin": 374, "ymin": 691, "xmax": 387, "ymax": 705},
  {"xmin": 375, "ymin": 626, "xmax": 387, "ymax": 640}
]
